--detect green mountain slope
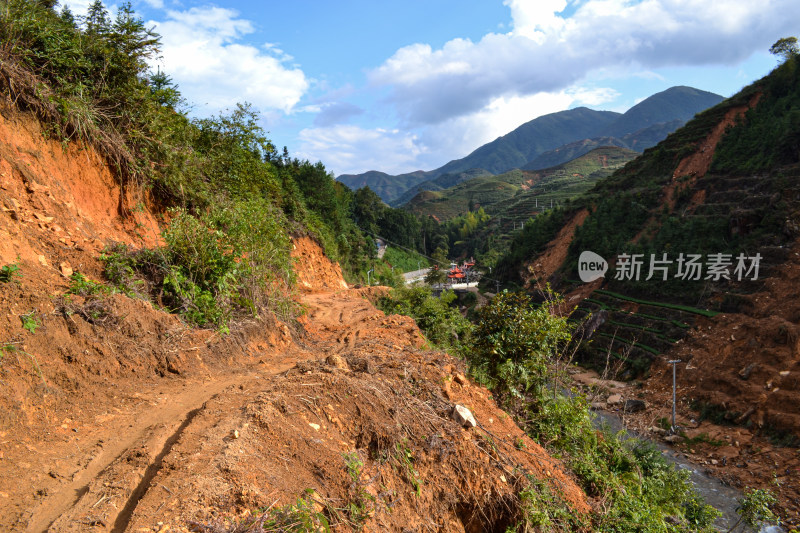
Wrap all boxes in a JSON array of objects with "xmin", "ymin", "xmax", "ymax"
[
  {"xmin": 335, "ymin": 169, "xmax": 434, "ymax": 205},
  {"xmin": 406, "ymin": 146, "xmax": 638, "ymax": 222},
  {"xmin": 495, "ymin": 54, "xmax": 800, "ymax": 381},
  {"xmin": 433, "ymin": 107, "xmax": 620, "ymax": 176},
  {"xmin": 521, "ymin": 120, "xmax": 686, "ymax": 171},
  {"xmin": 389, "ymin": 168, "xmax": 494, "ymax": 207},
  {"xmin": 601, "ymin": 86, "xmax": 725, "ymax": 139},
  {"xmin": 341, "ymin": 87, "xmax": 722, "ymax": 205}
]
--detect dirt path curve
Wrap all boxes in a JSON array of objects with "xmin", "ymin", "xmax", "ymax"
[{"xmin": 14, "ymin": 291, "xmax": 356, "ymax": 533}]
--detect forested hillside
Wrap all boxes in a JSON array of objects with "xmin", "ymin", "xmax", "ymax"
[{"xmin": 492, "ymin": 49, "xmax": 800, "ymax": 441}]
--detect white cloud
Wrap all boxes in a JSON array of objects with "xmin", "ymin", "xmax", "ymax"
[
  {"xmin": 504, "ymin": 0, "xmax": 567, "ymax": 41},
  {"xmin": 150, "ymin": 7, "xmax": 308, "ymax": 113},
  {"xmin": 296, "ymin": 125, "xmax": 428, "ymax": 176},
  {"xmin": 301, "ymin": 88, "xmax": 620, "ymax": 176},
  {"xmin": 60, "ymin": 0, "xmax": 100, "ymax": 15},
  {"xmin": 370, "ymin": 0, "xmax": 798, "ymax": 127}
]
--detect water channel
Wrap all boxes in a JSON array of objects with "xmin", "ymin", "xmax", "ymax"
[{"xmin": 591, "ymin": 407, "xmax": 784, "ymax": 532}]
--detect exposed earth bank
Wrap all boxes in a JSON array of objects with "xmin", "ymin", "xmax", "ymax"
[{"xmin": 0, "ymin": 106, "xmax": 588, "ymax": 532}]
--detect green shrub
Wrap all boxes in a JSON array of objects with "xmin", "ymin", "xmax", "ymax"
[
  {"xmin": 376, "ymin": 286, "xmax": 471, "ymax": 352},
  {"xmin": 467, "ymin": 290, "xmax": 572, "ymax": 400},
  {"xmin": 727, "ymin": 488, "xmax": 778, "ymax": 532},
  {"xmin": 102, "ymin": 199, "xmax": 296, "ymax": 331},
  {"xmin": 67, "ymin": 272, "xmax": 108, "ymax": 296},
  {"xmin": 464, "ymin": 289, "xmax": 719, "ymax": 532}
]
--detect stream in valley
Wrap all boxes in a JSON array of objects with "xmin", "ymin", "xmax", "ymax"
[{"xmin": 591, "ymin": 407, "xmax": 784, "ymax": 532}]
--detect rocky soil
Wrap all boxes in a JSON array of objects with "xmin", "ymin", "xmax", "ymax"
[{"xmin": 0, "ymin": 105, "xmax": 588, "ymax": 532}]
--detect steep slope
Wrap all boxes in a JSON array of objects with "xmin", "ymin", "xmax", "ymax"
[
  {"xmin": 495, "ymin": 56, "xmax": 800, "ymax": 527},
  {"xmin": 0, "ymin": 104, "xmax": 590, "ymax": 532}
]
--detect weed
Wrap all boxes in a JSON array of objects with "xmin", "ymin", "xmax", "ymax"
[
  {"xmin": 513, "ymin": 476, "xmax": 586, "ymax": 532},
  {"xmin": 0, "ymin": 262, "xmax": 21, "ymax": 283},
  {"xmin": 20, "ymin": 311, "xmax": 39, "ymax": 334},
  {"xmin": 343, "ymin": 452, "xmax": 363, "ymax": 484},
  {"xmin": 764, "ymin": 426, "xmax": 800, "ymax": 448},
  {"xmin": 341, "ymin": 452, "xmax": 374, "ymax": 528},
  {"xmin": 191, "ymin": 490, "xmax": 331, "ymax": 532},
  {"xmin": 394, "ymin": 441, "xmax": 422, "ymax": 496},
  {"xmin": 67, "ymin": 272, "xmax": 108, "ymax": 296},
  {"xmin": 0, "ymin": 341, "xmax": 46, "ymax": 386},
  {"xmin": 0, "ymin": 342, "xmax": 14, "ymax": 363}
]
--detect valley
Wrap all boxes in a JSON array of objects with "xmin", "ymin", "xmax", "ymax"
[{"xmin": 2, "ymin": 3, "xmax": 800, "ymax": 531}]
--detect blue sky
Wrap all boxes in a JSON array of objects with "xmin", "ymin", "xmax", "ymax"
[{"xmin": 62, "ymin": 0, "xmax": 798, "ymax": 177}]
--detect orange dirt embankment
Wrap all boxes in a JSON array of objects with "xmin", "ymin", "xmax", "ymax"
[
  {"xmin": 525, "ymin": 208, "xmax": 589, "ymax": 284},
  {"xmin": 623, "ymin": 239, "xmax": 800, "ymax": 528},
  {"xmin": 0, "ymin": 105, "xmax": 590, "ymax": 532},
  {"xmin": 0, "ymin": 106, "xmax": 162, "ymax": 269},
  {"xmin": 665, "ymin": 93, "xmax": 762, "ymax": 211},
  {"xmin": 291, "ymin": 235, "xmax": 349, "ymax": 293}
]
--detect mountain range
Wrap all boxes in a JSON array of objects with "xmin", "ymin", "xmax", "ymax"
[{"xmin": 337, "ymin": 86, "xmax": 724, "ymax": 205}]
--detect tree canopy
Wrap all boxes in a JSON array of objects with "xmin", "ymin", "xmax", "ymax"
[{"xmin": 770, "ymin": 36, "xmax": 799, "ymax": 61}]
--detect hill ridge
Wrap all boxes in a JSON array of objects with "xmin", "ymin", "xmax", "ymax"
[{"xmin": 339, "ymin": 86, "xmax": 723, "ymax": 204}]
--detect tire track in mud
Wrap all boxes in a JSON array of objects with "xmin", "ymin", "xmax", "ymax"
[
  {"xmin": 109, "ymin": 405, "xmax": 205, "ymax": 533},
  {"xmin": 25, "ymin": 378, "xmax": 243, "ymax": 533},
  {"xmin": 24, "ymin": 291, "xmax": 385, "ymax": 532}
]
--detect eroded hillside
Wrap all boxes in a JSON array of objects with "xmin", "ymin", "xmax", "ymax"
[
  {"xmin": 505, "ymin": 56, "xmax": 800, "ymax": 528},
  {"xmin": 0, "ymin": 105, "xmax": 590, "ymax": 532}
]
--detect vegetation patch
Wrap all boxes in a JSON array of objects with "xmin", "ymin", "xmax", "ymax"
[
  {"xmin": 376, "ymin": 286, "xmax": 471, "ymax": 353},
  {"xmin": 0, "ymin": 262, "xmax": 21, "ymax": 283},
  {"xmin": 190, "ymin": 490, "xmax": 331, "ymax": 533}
]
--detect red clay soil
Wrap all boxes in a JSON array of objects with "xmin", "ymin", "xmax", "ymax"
[
  {"xmin": 0, "ymin": 105, "xmax": 590, "ymax": 532},
  {"xmin": 572, "ymin": 238, "xmax": 800, "ymax": 528},
  {"xmin": 627, "ymin": 238, "xmax": 800, "ymax": 528},
  {"xmin": 524, "ymin": 208, "xmax": 589, "ymax": 284},
  {"xmin": 665, "ymin": 93, "xmax": 762, "ymax": 211},
  {"xmin": 291, "ymin": 236, "xmax": 349, "ymax": 294}
]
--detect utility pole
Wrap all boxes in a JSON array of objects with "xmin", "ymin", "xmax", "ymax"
[
  {"xmin": 367, "ymin": 268, "xmax": 374, "ymax": 286},
  {"xmin": 668, "ymin": 360, "xmax": 681, "ymax": 432}
]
